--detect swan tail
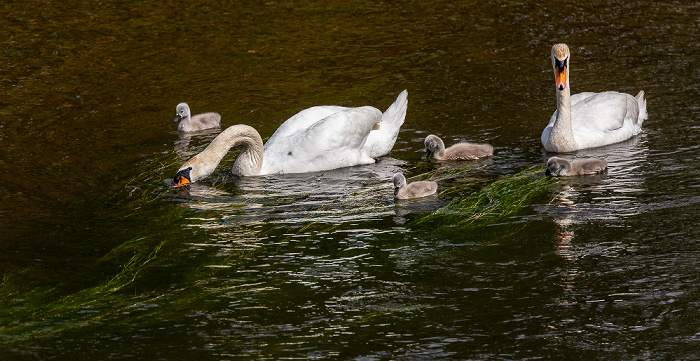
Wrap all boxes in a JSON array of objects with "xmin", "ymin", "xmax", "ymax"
[
  {"xmin": 635, "ymin": 90, "xmax": 648, "ymax": 125},
  {"xmin": 363, "ymin": 90, "xmax": 408, "ymax": 158},
  {"xmin": 382, "ymin": 89, "xmax": 408, "ymax": 126}
]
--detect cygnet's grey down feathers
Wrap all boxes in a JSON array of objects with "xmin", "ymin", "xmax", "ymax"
[
  {"xmin": 424, "ymin": 134, "xmax": 493, "ymax": 160},
  {"xmin": 546, "ymin": 156, "xmax": 607, "ymax": 176},
  {"xmin": 392, "ymin": 173, "xmax": 438, "ymax": 199},
  {"xmin": 174, "ymin": 102, "xmax": 222, "ymax": 132}
]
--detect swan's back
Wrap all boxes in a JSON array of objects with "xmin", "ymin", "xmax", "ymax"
[
  {"xmin": 266, "ymin": 106, "xmax": 347, "ymax": 143},
  {"xmin": 570, "ymin": 158, "xmax": 607, "ymax": 175},
  {"xmin": 546, "ymin": 156, "xmax": 607, "ymax": 176},
  {"xmin": 544, "ymin": 91, "xmax": 646, "ymax": 150},
  {"xmin": 260, "ymin": 106, "xmax": 381, "ymax": 175}
]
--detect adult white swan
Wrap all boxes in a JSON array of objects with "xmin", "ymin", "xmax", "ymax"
[
  {"xmin": 541, "ymin": 43, "xmax": 647, "ymax": 152},
  {"xmin": 173, "ymin": 90, "xmax": 408, "ymax": 184}
]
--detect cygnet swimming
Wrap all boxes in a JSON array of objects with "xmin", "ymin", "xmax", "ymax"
[
  {"xmin": 424, "ymin": 134, "xmax": 493, "ymax": 160},
  {"xmin": 392, "ymin": 173, "xmax": 438, "ymax": 200},
  {"xmin": 545, "ymin": 156, "xmax": 607, "ymax": 176},
  {"xmin": 173, "ymin": 102, "xmax": 222, "ymax": 132}
]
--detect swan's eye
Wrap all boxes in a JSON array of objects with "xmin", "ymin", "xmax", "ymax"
[{"xmin": 555, "ymin": 58, "xmax": 567, "ymax": 73}]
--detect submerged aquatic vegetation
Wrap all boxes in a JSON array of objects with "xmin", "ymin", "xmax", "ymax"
[
  {"xmin": 411, "ymin": 165, "xmax": 557, "ymax": 230},
  {"xmin": 0, "ymin": 160, "xmax": 557, "ymax": 346},
  {"xmin": 0, "ymin": 239, "xmax": 164, "ymax": 341}
]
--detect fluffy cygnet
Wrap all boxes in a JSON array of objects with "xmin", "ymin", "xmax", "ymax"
[
  {"xmin": 174, "ymin": 102, "xmax": 222, "ymax": 132},
  {"xmin": 424, "ymin": 134, "xmax": 493, "ymax": 160},
  {"xmin": 546, "ymin": 156, "xmax": 608, "ymax": 176},
  {"xmin": 392, "ymin": 173, "xmax": 438, "ymax": 200}
]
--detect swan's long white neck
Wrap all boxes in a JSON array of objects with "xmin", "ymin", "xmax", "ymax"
[
  {"xmin": 229, "ymin": 126, "xmax": 264, "ymax": 176},
  {"xmin": 548, "ymin": 58, "xmax": 577, "ymax": 152},
  {"xmin": 187, "ymin": 125, "xmax": 264, "ymax": 179}
]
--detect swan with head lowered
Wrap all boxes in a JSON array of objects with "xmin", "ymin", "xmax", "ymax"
[
  {"xmin": 541, "ymin": 43, "xmax": 648, "ymax": 152},
  {"xmin": 173, "ymin": 90, "xmax": 408, "ymax": 185}
]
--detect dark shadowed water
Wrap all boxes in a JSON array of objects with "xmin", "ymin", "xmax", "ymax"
[{"xmin": 1, "ymin": 0, "xmax": 699, "ymax": 359}]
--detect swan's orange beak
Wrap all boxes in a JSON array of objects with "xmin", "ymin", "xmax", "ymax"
[
  {"xmin": 172, "ymin": 167, "xmax": 192, "ymax": 187},
  {"xmin": 173, "ymin": 176, "xmax": 190, "ymax": 187},
  {"xmin": 555, "ymin": 58, "xmax": 567, "ymax": 91},
  {"xmin": 556, "ymin": 68, "xmax": 566, "ymax": 91}
]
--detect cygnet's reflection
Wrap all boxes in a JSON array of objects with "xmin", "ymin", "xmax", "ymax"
[
  {"xmin": 541, "ymin": 135, "xmax": 649, "ymax": 303},
  {"xmin": 542, "ymin": 134, "xmax": 649, "ymax": 223},
  {"xmin": 173, "ymin": 128, "xmax": 222, "ymax": 160}
]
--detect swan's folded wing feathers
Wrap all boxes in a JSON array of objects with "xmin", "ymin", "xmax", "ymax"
[
  {"xmin": 266, "ymin": 106, "xmax": 348, "ymax": 145},
  {"xmin": 573, "ymin": 91, "xmax": 628, "ymax": 133},
  {"xmin": 297, "ymin": 106, "xmax": 381, "ymax": 153},
  {"xmin": 260, "ymin": 106, "xmax": 381, "ymax": 174}
]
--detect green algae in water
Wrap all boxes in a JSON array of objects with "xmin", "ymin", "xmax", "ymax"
[
  {"xmin": 411, "ymin": 165, "xmax": 558, "ymax": 231},
  {"xmin": 0, "ymin": 164, "xmax": 558, "ymax": 345},
  {"xmin": 0, "ymin": 240, "xmax": 163, "ymax": 341}
]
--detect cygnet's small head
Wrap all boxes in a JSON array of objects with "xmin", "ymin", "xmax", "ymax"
[
  {"xmin": 174, "ymin": 103, "xmax": 191, "ymax": 123},
  {"xmin": 424, "ymin": 134, "xmax": 445, "ymax": 159},
  {"xmin": 545, "ymin": 157, "xmax": 570, "ymax": 176},
  {"xmin": 392, "ymin": 173, "xmax": 407, "ymax": 189},
  {"xmin": 551, "ymin": 43, "xmax": 570, "ymax": 91}
]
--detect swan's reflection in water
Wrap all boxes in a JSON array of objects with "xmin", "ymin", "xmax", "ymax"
[
  {"xmin": 172, "ymin": 157, "xmax": 412, "ymax": 228},
  {"xmin": 168, "ymin": 157, "xmax": 427, "ymax": 284},
  {"xmin": 173, "ymin": 128, "xmax": 222, "ymax": 160},
  {"xmin": 540, "ymin": 135, "xmax": 649, "ymax": 305}
]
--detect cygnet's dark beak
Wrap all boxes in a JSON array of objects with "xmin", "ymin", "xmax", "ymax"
[
  {"xmin": 173, "ymin": 114, "xmax": 182, "ymax": 123},
  {"xmin": 425, "ymin": 149, "xmax": 432, "ymax": 159},
  {"xmin": 545, "ymin": 168, "xmax": 552, "ymax": 176},
  {"xmin": 173, "ymin": 167, "xmax": 192, "ymax": 187}
]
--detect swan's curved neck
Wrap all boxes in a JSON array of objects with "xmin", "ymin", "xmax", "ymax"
[
  {"xmin": 549, "ymin": 84, "xmax": 576, "ymax": 152},
  {"xmin": 199, "ymin": 124, "xmax": 264, "ymax": 177}
]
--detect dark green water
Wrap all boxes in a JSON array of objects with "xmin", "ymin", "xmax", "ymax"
[{"xmin": 1, "ymin": 0, "xmax": 699, "ymax": 359}]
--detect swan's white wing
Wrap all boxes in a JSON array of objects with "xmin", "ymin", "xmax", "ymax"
[
  {"xmin": 266, "ymin": 106, "xmax": 348, "ymax": 144},
  {"xmin": 543, "ymin": 91, "xmax": 643, "ymax": 150},
  {"xmin": 571, "ymin": 91, "xmax": 642, "ymax": 148},
  {"xmin": 572, "ymin": 91, "xmax": 629, "ymax": 133},
  {"xmin": 261, "ymin": 106, "xmax": 381, "ymax": 175},
  {"xmin": 569, "ymin": 92, "xmax": 597, "ymax": 107}
]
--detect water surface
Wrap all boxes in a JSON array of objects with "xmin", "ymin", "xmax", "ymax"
[{"xmin": 1, "ymin": 0, "xmax": 699, "ymax": 359}]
